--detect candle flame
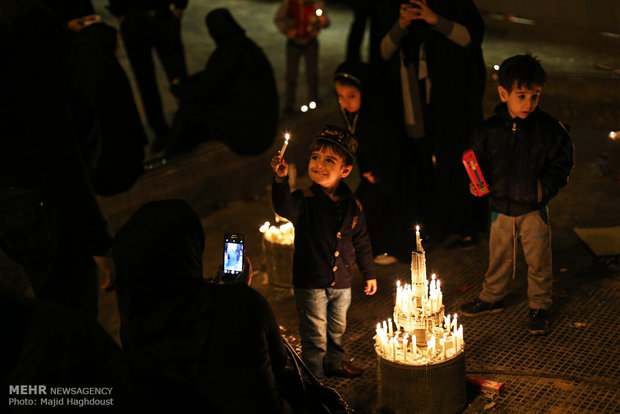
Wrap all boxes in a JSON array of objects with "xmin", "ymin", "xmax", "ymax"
[
  {"xmin": 315, "ymin": 8, "xmax": 323, "ymax": 17},
  {"xmin": 609, "ymin": 130, "xmax": 618, "ymax": 140},
  {"xmin": 416, "ymin": 225, "xmax": 420, "ymax": 232},
  {"xmin": 284, "ymin": 132, "xmax": 290, "ymax": 142}
]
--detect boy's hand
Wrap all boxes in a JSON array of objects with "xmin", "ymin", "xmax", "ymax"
[
  {"xmin": 271, "ymin": 153, "xmax": 288, "ymax": 182},
  {"xmin": 364, "ymin": 279, "xmax": 377, "ymax": 295},
  {"xmin": 469, "ymin": 182, "xmax": 477, "ymax": 196}
]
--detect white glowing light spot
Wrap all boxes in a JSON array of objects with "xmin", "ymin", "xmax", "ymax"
[
  {"xmin": 301, "ymin": 105, "xmax": 308, "ymax": 113},
  {"xmin": 309, "ymin": 101, "xmax": 317, "ymax": 110}
]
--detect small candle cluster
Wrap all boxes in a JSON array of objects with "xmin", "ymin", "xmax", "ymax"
[
  {"xmin": 374, "ymin": 315, "xmax": 464, "ymax": 365},
  {"xmin": 395, "ymin": 274, "xmax": 443, "ymax": 315},
  {"xmin": 259, "ymin": 221, "xmax": 295, "ymax": 245}
]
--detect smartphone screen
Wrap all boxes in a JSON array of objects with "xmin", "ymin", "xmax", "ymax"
[{"xmin": 223, "ymin": 233, "xmax": 245, "ymax": 277}]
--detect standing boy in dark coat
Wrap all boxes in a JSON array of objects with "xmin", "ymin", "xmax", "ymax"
[
  {"xmin": 270, "ymin": 126, "xmax": 377, "ymax": 379},
  {"xmin": 460, "ymin": 54, "xmax": 574, "ymax": 335}
]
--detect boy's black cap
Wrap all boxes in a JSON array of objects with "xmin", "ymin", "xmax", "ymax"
[{"xmin": 314, "ymin": 125, "xmax": 358, "ymax": 157}]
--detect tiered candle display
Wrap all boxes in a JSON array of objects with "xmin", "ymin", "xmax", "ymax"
[
  {"xmin": 374, "ymin": 227, "xmax": 464, "ymax": 364},
  {"xmin": 259, "ymin": 220, "xmax": 295, "ymax": 245}
]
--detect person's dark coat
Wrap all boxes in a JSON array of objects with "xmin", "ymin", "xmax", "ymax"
[
  {"xmin": 471, "ymin": 104, "xmax": 574, "ymax": 217},
  {"xmin": 170, "ymin": 8, "xmax": 279, "ymax": 155},
  {"xmin": 113, "ymin": 200, "xmax": 293, "ymax": 413},
  {"xmin": 272, "ymin": 179, "xmax": 376, "ymax": 288}
]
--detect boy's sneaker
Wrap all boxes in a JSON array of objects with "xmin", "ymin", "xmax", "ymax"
[
  {"xmin": 460, "ymin": 298, "xmax": 504, "ymax": 317},
  {"xmin": 528, "ymin": 308, "xmax": 549, "ymax": 335}
]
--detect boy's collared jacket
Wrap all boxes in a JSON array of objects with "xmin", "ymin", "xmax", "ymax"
[
  {"xmin": 471, "ymin": 103, "xmax": 574, "ymax": 217},
  {"xmin": 272, "ymin": 177, "xmax": 375, "ymax": 289}
]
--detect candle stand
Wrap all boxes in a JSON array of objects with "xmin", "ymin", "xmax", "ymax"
[
  {"xmin": 261, "ymin": 238, "xmax": 294, "ymax": 288},
  {"xmin": 376, "ymin": 351, "xmax": 466, "ymax": 414}
]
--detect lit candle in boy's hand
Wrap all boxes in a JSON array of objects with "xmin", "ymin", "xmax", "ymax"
[
  {"xmin": 315, "ymin": 8, "xmax": 323, "ymax": 17},
  {"xmin": 280, "ymin": 133, "xmax": 290, "ymax": 158}
]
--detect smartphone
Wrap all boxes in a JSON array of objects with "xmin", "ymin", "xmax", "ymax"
[{"xmin": 222, "ymin": 233, "xmax": 245, "ymax": 280}]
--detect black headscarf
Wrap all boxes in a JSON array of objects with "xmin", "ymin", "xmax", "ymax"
[
  {"xmin": 206, "ymin": 8, "xmax": 244, "ymax": 47},
  {"xmin": 114, "ymin": 199, "xmax": 204, "ymax": 315}
]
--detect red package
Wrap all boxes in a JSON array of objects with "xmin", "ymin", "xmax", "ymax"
[{"xmin": 463, "ymin": 149, "xmax": 489, "ymax": 197}]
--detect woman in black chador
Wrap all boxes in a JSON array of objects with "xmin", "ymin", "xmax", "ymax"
[
  {"xmin": 381, "ymin": 0, "xmax": 488, "ymax": 246},
  {"xmin": 168, "ymin": 8, "xmax": 279, "ymax": 156},
  {"xmin": 334, "ymin": 61, "xmax": 412, "ymax": 264},
  {"xmin": 44, "ymin": 0, "xmax": 147, "ymax": 196},
  {"xmin": 113, "ymin": 200, "xmax": 294, "ymax": 413}
]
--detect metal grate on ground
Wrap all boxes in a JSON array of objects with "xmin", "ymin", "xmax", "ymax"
[{"xmin": 259, "ymin": 234, "xmax": 620, "ymax": 413}]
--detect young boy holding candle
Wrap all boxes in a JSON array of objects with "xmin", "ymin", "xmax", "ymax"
[
  {"xmin": 270, "ymin": 125, "xmax": 377, "ymax": 379},
  {"xmin": 459, "ymin": 54, "xmax": 574, "ymax": 335}
]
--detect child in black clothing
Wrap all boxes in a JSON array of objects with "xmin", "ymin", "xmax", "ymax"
[
  {"xmin": 460, "ymin": 54, "xmax": 574, "ymax": 335},
  {"xmin": 270, "ymin": 126, "xmax": 377, "ymax": 379}
]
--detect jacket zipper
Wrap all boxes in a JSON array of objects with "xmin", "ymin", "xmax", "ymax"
[{"xmin": 507, "ymin": 121, "xmax": 517, "ymax": 215}]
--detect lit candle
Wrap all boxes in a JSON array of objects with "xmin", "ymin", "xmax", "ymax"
[
  {"xmin": 375, "ymin": 323, "xmax": 381, "ymax": 348},
  {"xmin": 411, "ymin": 333, "xmax": 416, "ymax": 356},
  {"xmin": 388, "ymin": 318, "xmax": 393, "ymax": 336},
  {"xmin": 415, "ymin": 225, "xmax": 422, "ymax": 251},
  {"xmin": 403, "ymin": 334, "xmax": 408, "ymax": 363},
  {"xmin": 280, "ymin": 133, "xmax": 290, "ymax": 158},
  {"xmin": 315, "ymin": 8, "xmax": 323, "ymax": 17},
  {"xmin": 452, "ymin": 313, "xmax": 458, "ymax": 332}
]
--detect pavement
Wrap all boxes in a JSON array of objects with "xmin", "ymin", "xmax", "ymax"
[{"xmin": 3, "ymin": 0, "xmax": 620, "ymax": 412}]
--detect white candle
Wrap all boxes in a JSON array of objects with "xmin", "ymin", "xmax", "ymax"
[
  {"xmin": 411, "ymin": 334, "xmax": 416, "ymax": 356},
  {"xmin": 452, "ymin": 313, "xmax": 458, "ymax": 331},
  {"xmin": 280, "ymin": 133, "xmax": 290, "ymax": 157},
  {"xmin": 388, "ymin": 318, "xmax": 393, "ymax": 336},
  {"xmin": 391, "ymin": 338, "xmax": 396, "ymax": 361},
  {"xmin": 376, "ymin": 323, "xmax": 381, "ymax": 348},
  {"xmin": 415, "ymin": 225, "xmax": 422, "ymax": 251},
  {"xmin": 403, "ymin": 334, "xmax": 408, "ymax": 363}
]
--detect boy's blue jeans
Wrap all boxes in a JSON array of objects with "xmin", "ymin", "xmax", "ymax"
[
  {"xmin": 479, "ymin": 208, "xmax": 553, "ymax": 310},
  {"xmin": 294, "ymin": 287, "xmax": 351, "ymax": 379}
]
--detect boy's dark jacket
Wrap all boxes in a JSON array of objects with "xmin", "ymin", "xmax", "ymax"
[
  {"xmin": 272, "ymin": 178, "xmax": 375, "ymax": 289},
  {"xmin": 471, "ymin": 103, "xmax": 574, "ymax": 216}
]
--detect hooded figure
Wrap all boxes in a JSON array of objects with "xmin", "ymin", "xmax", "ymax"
[
  {"xmin": 168, "ymin": 8, "xmax": 279, "ymax": 156},
  {"xmin": 334, "ymin": 61, "xmax": 412, "ymax": 261},
  {"xmin": 113, "ymin": 200, "xmax": 294, "ymax": 413}
]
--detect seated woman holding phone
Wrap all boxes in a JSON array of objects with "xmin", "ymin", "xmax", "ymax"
[{"xmin": 113, "ymin": 199, "xmax": 294, "ymax": 413}]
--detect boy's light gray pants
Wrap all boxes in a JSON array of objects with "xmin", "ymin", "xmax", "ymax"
[{"xmin": 479, "ymin": 208, "xmax": 553, "ymax": 310}]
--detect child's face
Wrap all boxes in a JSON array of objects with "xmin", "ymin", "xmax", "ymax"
[
  {"xmin": 335, "ymin": 82, "xmax": 361, "ymax": 113},
  {"xmin": 308, "ymin": 146, "xmax": 352, "ymax": 191},
  {"xmin": 498, "ymin": 82, "xmax": 542, "ymax": 119}
]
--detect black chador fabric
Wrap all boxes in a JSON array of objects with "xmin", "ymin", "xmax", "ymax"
[
  {"xmin": 335, "ymin": 62, "xmax": 413, "ymax": 259},
  {"xmin": 169, "ymin": 8, "xmax": 279, "ymax": 155},
  {"xmin": 0, "ymin": 0, "xmax": 111, "ymax": 317},
  {"xmin": 386, "ymin": 0, "xmax": 487, "ymax": 239},
  {"xmin": 113, "ymin": 200, "xmax": 293, "ymax": 413},
  {"xmin": 72, "ymin": 23, "xmax": 147, "ymax": 196}
]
